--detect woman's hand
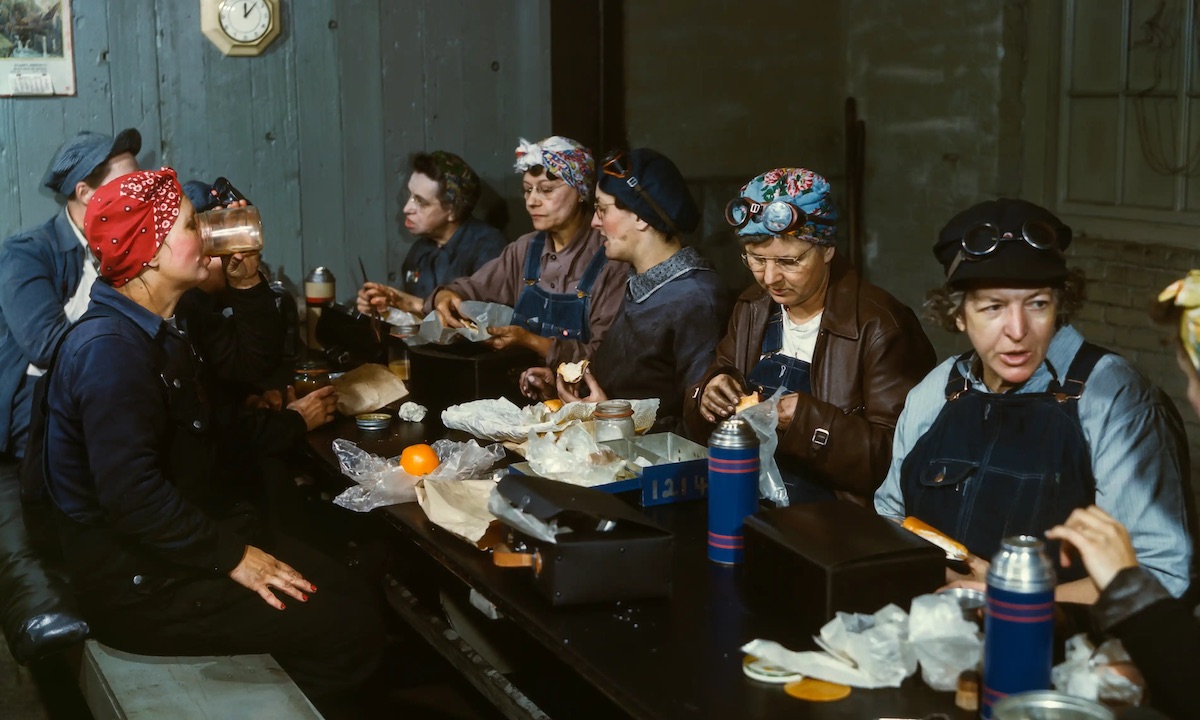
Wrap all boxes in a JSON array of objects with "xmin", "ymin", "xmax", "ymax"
[
  {"xmin": 433, "ymin": 290, "xmax": 467, "ymax": 329},
  {"xmin": 486, "ymin": 325, "xmax": 534, "ymax": 351},
  {"xmin": 700, "ymin": 374, "xmax": 744, "ymax": 423},
  {"xmin": 776, "ymin": 393, "xmax": 799, "ymax": 428},
  {"xmin": 222, "ymin": 251, "xmax": 261, "ymax": 289},
  {"xmin": 943, "ymin": 552, "xmax": 990, "ymax": 589},
  {"xmin": 229, "ymin": 545, "xmax": 316, "ymax": 610},
  {"xmin": 286, "ymin": 385, "xmax": 338, "ymax": 431},
  {"xmin": 1045, "ymin": 505, "xmax": 1138, "ymax": 591},
  {"xmin": 520, "ymin": 367, "xmax": 557, "ymax": 401},
  {"xmin": 557, "ymin": 364, "xmax": 606, "ymax": 403},
  {"xmin": 357, "ymin": 282, "xmax": 398, "ymax": 316}
]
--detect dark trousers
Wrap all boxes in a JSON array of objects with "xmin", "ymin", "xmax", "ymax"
[{"xmin": 82, "ymin": 531, "xmax": 386, "ymax": 706}]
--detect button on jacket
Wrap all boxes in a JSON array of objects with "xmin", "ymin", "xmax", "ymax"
[{"xmin": 684, "ymin": 254, "xmax": 936, "ymax": 504}]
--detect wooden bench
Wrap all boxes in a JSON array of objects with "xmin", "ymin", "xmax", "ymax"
[{"xmin": 79, "ymin": 640, "xmax": 323, "ymax": 720}]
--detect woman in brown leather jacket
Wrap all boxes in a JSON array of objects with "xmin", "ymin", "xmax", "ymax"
[{"xmin": 683, "ymin": 168, "xmax": 935, "ymax": 505}]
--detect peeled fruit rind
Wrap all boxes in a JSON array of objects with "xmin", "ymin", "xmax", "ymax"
[{"xmin": 556, "ymin": 360, "xmax": 589, "ymax": 383}]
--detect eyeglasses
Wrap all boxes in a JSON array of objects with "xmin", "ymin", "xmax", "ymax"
[
  {"xmin": 602, "ymin": 151, "xmax": 680, "ymax": 235},
  {"xmin": 740, "ymin": 245, "xmax": 818, "ymax": 274},
  {"xmin": 945, "ymin": 219, "xmax": 1065, "ymax": 279},
  {"xmin": 725, "ymin": 198, "xmax": 834, "ymax": 236}
]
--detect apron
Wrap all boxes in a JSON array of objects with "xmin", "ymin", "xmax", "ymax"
[
  {"xmin": 745, "ymin": 306, "xmax": 835, "ymax": 505},
  {"xmin": 510, "ymin": 233, "xmax": 607, "ymax": 343},
  {"xmin": 897, "ymin": 343, "xmax": 1109, "ymax": 581}
]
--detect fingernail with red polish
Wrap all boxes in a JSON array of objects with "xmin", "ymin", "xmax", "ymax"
[
  {"xmin": 301, "ymin": 593, "xmax": 308, "ymax": 601},
  {"xmin": 309, "ymin": 584, "xmax": 317, "ymax": 592},
  {"xmin": 279, "ymin": 602, "xmax": 286, "ymax": 610}
]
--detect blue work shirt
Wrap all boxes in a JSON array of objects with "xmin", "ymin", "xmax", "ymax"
[
  {"xmin": 400, "ymin": 217, "xmax": 506, "ymax": 300},
  {"xmin": 875, "ymin": 325, "xmax": 1195, "ymax": 597},
  {"xmin": 0, "ymin": 210, "xmax": 88, "ymax": 457}
]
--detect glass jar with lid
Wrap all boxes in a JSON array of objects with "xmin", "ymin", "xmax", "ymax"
[
  {"xmin": 293, "ymin": 359, "xmax": 331, "ymax": 398},
  {"xmin": 593, "ymin": 399, "xmax": 635, "ymax": 442}
]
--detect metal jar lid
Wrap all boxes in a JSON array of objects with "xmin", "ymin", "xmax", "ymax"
[
  {"xmin": 709, "ymin": 416, "xmax": 758, "ymax": 450},
  {"xmin": 987, "ymin": 535, "xmax": 1056, "ymax": 594},
  {"xmin": 992, "ymin": 691, "xmax": 1114, "ymax": 720},
  {"xmin": 305, "ymin": 266, "xmax": 335, "ymax": 284},
  {"xmin": 594, "ymin": 399, "xmax": 633, "ymax": 419}
]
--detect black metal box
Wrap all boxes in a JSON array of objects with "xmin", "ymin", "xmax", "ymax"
[
  {"xmin": 407, "ymin": 342, "xmax": 538, "ymax": 417},
  {"xmin": 743, "ymin": 500, "xmax": 944, "ymax": 645}
]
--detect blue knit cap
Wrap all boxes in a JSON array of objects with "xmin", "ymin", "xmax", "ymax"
[
  {"xmin": 42, "ymin": 128, "xmax": 141, "ymax": 197},
  {"xmin": 597, "ymin": 148, "xmax": 699, "ymax": 235}
]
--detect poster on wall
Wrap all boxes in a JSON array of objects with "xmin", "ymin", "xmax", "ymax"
[{"xmin": 0, "ymin": 0, "xmax": 74, "ymax": 97}]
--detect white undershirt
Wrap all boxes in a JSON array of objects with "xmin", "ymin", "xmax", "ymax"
[
  {"xmin": 26, "ymin": 210, "xmax": 97, "ymax": 377},
  {"xmin": 778, "ymin": 308, "xmax": 822, "ymax": 364}
]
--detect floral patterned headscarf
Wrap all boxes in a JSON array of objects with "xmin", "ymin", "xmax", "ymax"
[
  {"xmin": 84, "ymin": 167, "xmax": 183, "ymax": 287},
  {"xmin": 735, "ymin": 167, "xmax": 838, "ymax": 245},
  {"xmin": 513, "ymin": 136, "xmax": 595, "ymax": 201}
]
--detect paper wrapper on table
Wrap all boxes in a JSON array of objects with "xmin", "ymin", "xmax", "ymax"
[
  {"xmin": 1052, "ymin": 634, "xmax": 1144, "ymax": 707},
  {"xmin": 416, "ymin": 478, "xmax": 500, "ymax": 544},
  {"xmin": 405, "ymin": 301, "xmax": 514, "ymax": 346},
  {"xmin": 397, "ymin": 401, "xmax": 427, "ymax": 422},
  {"xmin": 330, "ymin": 363, "xmax": 408, "ymax": 415},
  {"xmin": 441, "ymin": 397, "xmax": 659, "ymax": 442},
  {"xmin": 523, "ymin": 424, "xmax": 628, "ymax": 487},
  {"xmin": 1156, "ymin": 270, "xmax": 1200, "ymax": 369},
  {"xmin": 742, "ymin": 500, "xmax": 945, "ymax": 647},
  {"xmin": 741, "ymin": 604, "xmax": 916, "ymax": 689},
  {"xmin": 490, "ymin": 474, "xmax": 672, "ymax": 605},
  {"xmin": 907, "ymin": 593, "xmax": 982, "ymax": 691}
]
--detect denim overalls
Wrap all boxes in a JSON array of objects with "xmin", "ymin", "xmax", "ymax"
[
  {"xmin": 510, "ymin": 233, "xmax": 608, "ymax": 343},
  {"xmin": 746, "ymin": 305, "xmax": 835, "ymax": 504},
  {"xmin": 897, "ymin": 343, "xmax": 1108, "ymax": 580}
]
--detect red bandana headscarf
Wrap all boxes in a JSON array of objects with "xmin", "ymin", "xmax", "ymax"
[{"xmin": 84, "ymin": 167, "xmax": 183, "ymax": 288}]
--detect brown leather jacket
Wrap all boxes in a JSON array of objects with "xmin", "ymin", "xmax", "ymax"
[{"xmin": 683, "ymin": 255, "xmax": 936, "ymax": 504}]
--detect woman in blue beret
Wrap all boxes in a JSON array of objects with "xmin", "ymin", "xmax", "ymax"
[{"xmin": 683, "ymin": 168, "xmax": 936, "ymax": 506}]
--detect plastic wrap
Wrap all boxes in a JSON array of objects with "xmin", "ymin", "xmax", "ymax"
[{"xmin": 736, "ymin": 387, "xmax": 788, "ymax": 505}]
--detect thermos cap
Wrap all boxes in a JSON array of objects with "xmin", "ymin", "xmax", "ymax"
[
  {"xmin": 987, "ymin": 535, "xmax": 1056, "ymax": 593},
  {"xmin": 709, "ymin": 416, "xmax": 758, "ymax": 450},
  {"xmin": 305, "ymin": 266, "xmax": 335, "ymax": 284}
]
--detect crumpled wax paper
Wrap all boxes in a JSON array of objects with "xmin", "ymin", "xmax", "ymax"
[
  {"xmin": 736, "ymin": 387, "xmax": 787, "ymax": 505},
  {"xmin": 908, "ymin": 593, "xmax": 982, "ymax": 691},
  {"xmin": 405, "ymin": 301, "xmax": 514, "ymax": 346},
  {"xmin": 441, "ymin": 397, "xmax": 659, "ymax": 443},
  {"xmin": 525, "ymin": 424, "xmax": 627, "ymax": 487},
  {"xmin": 1053, "ymin": 633, "xmax": 1144, "ymax": 707},
  {"xmin": 332, "ymin": 438, "xmax": 504, "ymax": 513}
]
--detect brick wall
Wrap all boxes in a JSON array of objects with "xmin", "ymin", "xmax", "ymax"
[{"xmin": 1067, "ymin": 236, "xmax": 1200, "ymax": 486}]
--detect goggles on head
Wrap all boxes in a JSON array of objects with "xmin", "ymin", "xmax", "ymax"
[
  {"xmin": 946, "ymin": 219, "xmax": 1065, "ymax": 280},
  {"xmin": 725, "ymin": 197, "xmax": 833, "ymax": 236},
  {"xmin": 601, "ymin": 151, "xmax": 679, "ymax": 236}
]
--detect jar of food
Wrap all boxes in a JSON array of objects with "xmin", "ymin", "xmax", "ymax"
[
  {"xmin": 593, "ymin": 399, "xmax": 635, "ymax": 442},
  {"xmin": 293, "ymin": 360, "xmax": 331, "ymax": 398},
  {"xmin": 197, "ymin": 205, "xmax": 264, "ymax": 256}
]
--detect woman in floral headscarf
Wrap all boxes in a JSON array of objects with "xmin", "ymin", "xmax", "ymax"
[
  {"xmin": 40, "ymin": 168, "xmax": 384, "ymax": 712},
  {"xmin": 683, "ymin": 167, "xmax": 936, "ymax": 506},
  {"xmin": 431, "ymin": 136, "xmax": 629, "ymax": 367},
  {"xmin": 357, "ymin": 150, "xmax": 506, "ymax": 315}
]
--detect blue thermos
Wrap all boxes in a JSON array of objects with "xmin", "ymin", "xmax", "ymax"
[
  {"xmin": 981, "ymin": 535, "xmax": 1056, "ymax": 719},
  {"xmin": 707, "ymin": 417, "xmax": 760, "ymax": 564}
]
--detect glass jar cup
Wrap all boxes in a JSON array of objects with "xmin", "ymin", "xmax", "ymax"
[
  {"xmin": 593, "ymin": 399, "xmax": 635, "ymax": 442},
  {"xmin": 293, "ymin": 361, "xmax": 331, "ymax": 398}
]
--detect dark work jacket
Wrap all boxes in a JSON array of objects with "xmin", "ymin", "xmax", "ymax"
[
  {"xmin": 1094, "ymin": 567, "xmax": 1200, "ymax": 720},
  {"xmin": 44, "ymin": 279, "xmax": 283, "ymax": 608},
  {"xmin": 401, "ymin": 218, "xmax": 507, "ymax": 299},
  {"xmin": 683, "ymin": 254, "xmax": 936, "ymax": 505}
]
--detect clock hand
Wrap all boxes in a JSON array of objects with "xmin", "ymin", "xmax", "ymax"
[{"xmin": 243, "ymin": 2, "xmax": 252, "ymax": 18}]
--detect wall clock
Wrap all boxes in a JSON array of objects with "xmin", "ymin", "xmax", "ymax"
[{"xmin": 200, "ymin": 0, "xmax": 282, "ymax": 57}]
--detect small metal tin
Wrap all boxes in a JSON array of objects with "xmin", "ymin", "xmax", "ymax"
[{"xmin": 356, "ymin": 412, "xmax": 392, "ymax": 431}]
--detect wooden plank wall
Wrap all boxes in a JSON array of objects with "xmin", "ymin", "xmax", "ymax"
[{"xmin": 0, "ymin": 0, "xmax": 551, "ymax": 301}]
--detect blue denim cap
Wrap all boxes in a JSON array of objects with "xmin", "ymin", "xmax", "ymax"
[
  {"xmin": 597, "ymin": 148, "xmax": 699, "ymax": 235},
  {"xmin": 42, "ymin": 128, "xmax": 141, "ymax": 197}
]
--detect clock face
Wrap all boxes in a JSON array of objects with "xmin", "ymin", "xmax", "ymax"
[{"xmin": 218, "ymin": 0, "xmax": 271, "ymax": 44}]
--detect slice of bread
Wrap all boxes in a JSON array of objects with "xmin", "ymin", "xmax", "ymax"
[
  {"xmin": 735, "ymin": 392, "xmax": 761, "ymax": 413},
  {"xmin": 556, "ymin": 360, "xmax": 589, "ymax": 383}
]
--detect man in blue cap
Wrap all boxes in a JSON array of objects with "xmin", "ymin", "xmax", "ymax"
[
  {"xmin": 0, "ymin": 128, "xmax": 140, "ymax": 464},
  {"xmin": 519, "ymin": 147, "xmax": 730, "ymax": 432}
]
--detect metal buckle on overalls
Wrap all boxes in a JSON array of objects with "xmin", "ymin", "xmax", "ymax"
[
  {"xmin": 625, "ymin": 177, "xmax": 639, "ymax": 188},
  {"xmin": 811, "ymin": 428, "xmax": 830, "ymax": 448},
  {"xmin": 576, "ymin": 289, "xmax": 588, "ymax": 299},
  {"xmin": 947, "ymin": 376, "xmax": 970, "ymax": 402},
  {"xmin": 525, "ymin": 278, "xmax": 537, "ymax": 286},
  {"xmin": 1052, "ymin": 378, "xmax": 1085, "ymax": 404}
]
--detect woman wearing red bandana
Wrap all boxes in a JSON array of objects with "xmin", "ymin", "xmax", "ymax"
[{"xmin": 37, "ymin": 169, "xmax": 384, "ymax": 710}]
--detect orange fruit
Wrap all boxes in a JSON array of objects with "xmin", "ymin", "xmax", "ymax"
[
  {"xmin": 400, "ymin": 443, "xmax": 440, "ymax": 476},
  {"xmin": 543, "ymin": 399, "xmax": 564, "ymax": 412}
]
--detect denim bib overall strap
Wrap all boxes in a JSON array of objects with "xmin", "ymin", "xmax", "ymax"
[
  {"xmin": 745, "ymin": 305, "xmax": 833, "ymax": 504},
  {"xmin": 510, "ymin": 233, "xmax": 607, "ymax": 343},
  {"xmin": 898, "ymin": 342, "xmax": 1110, "ymax": 580}
]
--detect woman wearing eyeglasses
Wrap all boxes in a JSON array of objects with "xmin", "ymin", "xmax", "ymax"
[
  {"xmin": 683, "ymin": 167, "xmax": 936, "ymax": 506},
  {"xmin": 874, "ymin": 199, "xmax": 1193, "ymax": 604},
  {"xmin": 429, "ymin": 136, "xmax": 628, "ymax": 367}
]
